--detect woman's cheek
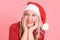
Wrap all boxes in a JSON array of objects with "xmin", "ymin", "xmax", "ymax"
[{"xmin": 33, "ymin": 18, "xmax": 37, "ymax": 22}]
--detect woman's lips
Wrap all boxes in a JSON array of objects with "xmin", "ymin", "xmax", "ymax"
[{"xmin": 27, "ymin": 21, "xmax": 33, "ymax": 24}]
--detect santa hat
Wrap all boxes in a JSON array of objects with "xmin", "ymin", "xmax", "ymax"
[{"xmin": 24, "ymin": 2, "xmax": 49, "ymax": 31}]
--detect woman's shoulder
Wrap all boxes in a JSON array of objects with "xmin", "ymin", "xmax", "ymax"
[
  {"xmin": 10, "ymin": 22, "xmax": 20, "ymax": 29},
  {"xmin": 9, "ymin": 22, "xmax": 20, "ymax": 40},
  {"xmin": 9, "ymin": 21, "xmax": 20, "ymax": 33},
  {"xmin": 39, "ymin": 27, "xmax": 45, "ymax": 40}
]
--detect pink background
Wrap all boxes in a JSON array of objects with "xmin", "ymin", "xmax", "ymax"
[{"xmin": 0, "ymin": 0, "xmax": 60, "ymax": 40}]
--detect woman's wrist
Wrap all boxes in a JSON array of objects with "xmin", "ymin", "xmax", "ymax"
[
  {"xmin": 29, "ymin": 29, "xmax": 33, "ymax": 33},
  {"xmin": 24, "ymin": 29, "xmax": 28, "ymax": 32}
]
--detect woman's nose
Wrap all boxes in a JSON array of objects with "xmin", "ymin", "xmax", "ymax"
[{"xmin": 28, "ymin": 15, "xmax": 32, "ymax": 20}]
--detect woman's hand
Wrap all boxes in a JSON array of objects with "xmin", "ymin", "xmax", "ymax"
[
  {"xmin": 21, "ymin": 17, "xmax": 28, "ymax": 31},
  {"xmin": 21, "ymin": 17, "xmax": 28, "ymax": 40},
  {"xmin": 29, "ymin": 18, "xmax": 39, "ymax": 32}
]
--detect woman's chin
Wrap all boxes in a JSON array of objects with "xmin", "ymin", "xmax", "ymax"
[{"xmin": 26, "ymin": 24, "xmax": 34, "ymax": 28}]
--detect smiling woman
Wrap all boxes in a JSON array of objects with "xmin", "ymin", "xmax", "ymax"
[
  {"xmin": 9, "ymin": 2, "xmax": 49, "ymax": 40},
  {"xmin": 23, "ymin": 10, "xmax": 38, "ymax": 28}
]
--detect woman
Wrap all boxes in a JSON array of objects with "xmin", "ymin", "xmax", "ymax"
[{"xmin": 9, "ymin": 2, "xmax": 49, "ymax": 40}]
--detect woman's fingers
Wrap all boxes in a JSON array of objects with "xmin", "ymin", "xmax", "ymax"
[
  {"xmin": 21, "ymin": 17, "xmax": 28, "ymax": 31},
  {"xmin": 34, "ymin": 18, "xmax": 39, "ymax": 29},
  {"xmin": 35, "ymin": 19, "xmax": 38, "ymax": 26},
  {"xmin": 21, "ymin": 17, "xmax": 26, "ymax": 26}
]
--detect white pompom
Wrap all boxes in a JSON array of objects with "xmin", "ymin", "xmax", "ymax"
[{"xmin": 42, "ymin": 23, "xmax": 49, "ymax": 31}]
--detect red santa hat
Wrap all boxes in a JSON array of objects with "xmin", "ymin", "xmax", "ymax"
[{"xmin": 24, "ymin": 2, "xmax": 49, "ymax": 31}]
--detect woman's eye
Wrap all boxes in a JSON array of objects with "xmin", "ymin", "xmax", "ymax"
[
  {"xmin": 24, "ymin": 13, "xmax": 29, "ymax": 16},
  {"xmin": 32, "ymin": 14, "xmax": 36, "ymax": 16}
]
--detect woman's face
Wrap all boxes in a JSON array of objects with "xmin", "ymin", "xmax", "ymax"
[{"xmin": 23, "ymin": 10, "xmax": 39, "ymax": 28}]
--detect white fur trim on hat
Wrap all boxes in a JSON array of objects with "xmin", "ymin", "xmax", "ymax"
[
  {"xmin": 24, "ymin": 4, "xmax": 40, "ymax": 17},
  {"xmin": 42, "ymin": 23, "xmax": 49, "ymax": 31}
]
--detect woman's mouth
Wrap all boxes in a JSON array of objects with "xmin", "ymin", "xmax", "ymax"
[{"xmin": 27, "ymin": 21, "xmax": 33, "ymax": 24}]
